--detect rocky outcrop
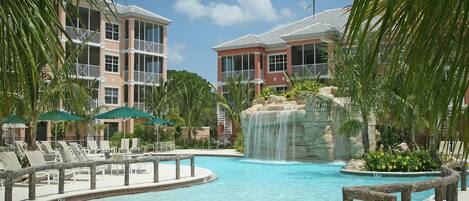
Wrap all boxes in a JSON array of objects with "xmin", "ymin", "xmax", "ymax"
[{"xmin": 241, "ymin": 87, "xmax": 376, "ymax": 162}]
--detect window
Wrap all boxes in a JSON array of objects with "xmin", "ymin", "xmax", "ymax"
[
  {"xmin": 268, "ymin": 54, "xmax": 287, "ymax": 72},
  {"xmin": 105, "ymin": 55, "xmax": 119, "ymax": 73},
  {"xmin": 104, "ymin": 88, "xmax": 119, "ymax": 105},
  {"xmin": 134, "ymin": 53, "xmax": 163, "ymax": 73},
  {"xmin": 291, "ymin": 43, "xmax": 328, "ymax": 66},
  {"xmin": 133, "ymin": 20, "xmax": 163, "ymax": 44},
  {"xmin": 66, "ymin": 6, "xmax": 100, "ymax": 32},
  {"xmin": 221, "ymin": 53, "xmax": 255, "ymax": 72},
  {"xmin": 274, "ymin": 86, "xmax": 288, "ymax": 93},
  {"xmin": 125, "ymin": 20, "xmax": 129, "ymax": 39},
  {"xmin": 105, "ymin": 23, "xmax": 119, "ymax": 40}
]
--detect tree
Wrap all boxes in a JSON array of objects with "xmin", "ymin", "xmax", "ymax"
[
  {"xmin": 334, "ymin": 35, "xmax": 384, "ymax": 153},
  {"xmin": 145, "ymin": 82, "xmax": 169, "ymax": 118},
  {"xmin": 0, "ymin": 0, "xmax": 115, "ymax": 149},
  {"xmin": 345, "ymin": 1, "xmax": 469, "ymax": 156},
  {"xmin": 216, "ymin": 76, "xmax": 254, "ymax": 145}
]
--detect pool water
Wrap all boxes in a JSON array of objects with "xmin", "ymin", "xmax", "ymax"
[{"xmin": 96, "ymin": 157, "xmax": 437, "ymax": 201}]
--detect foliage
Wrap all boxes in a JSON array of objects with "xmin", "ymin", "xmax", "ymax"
[
  {"xmin": 364, "ymin": 151, "xmax": 439, "ymax": 172},
  {"xmin": 283, "ymin": 80, "xmax": 323, "ymax": 100},
  {"xmin": 333, "ymin": 34, "xmax": 385, "ymax": 153},
  {"xmin": 234, "ymin": 132, "xmax": 244, "ymax": 153},
  {"xmin": 257, "ymin": 87, "xmax": 277, "ymax": 99},
  {"xmin": 51, "ymin": 122, "xmax": 65, "ymax": 140},
  {"xmin": 345, "ymin": 0, "xmax": 469, "ymax": 157}
]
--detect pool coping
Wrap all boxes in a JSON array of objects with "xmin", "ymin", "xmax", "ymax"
[
  {"xmin": 43, "ymin": 169, "xmax": 218, "ymax": 201},
  {"xmin": 340, "ymin": 168, "xmax": 441, "ymax": 177}
]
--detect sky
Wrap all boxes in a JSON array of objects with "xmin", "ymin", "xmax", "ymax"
[{"xmin": 119, "ymin": 0, "xmax": 352, "ymax": 83}]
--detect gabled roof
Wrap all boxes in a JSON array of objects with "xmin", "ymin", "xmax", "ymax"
[
  {"xmin": 116, "ymin": 4, "xmax": 172, "ymax": 25},
  {"xmin": 213, "ymin": 8, "xmax": 348, "ymax": 51},
  {"xmin": 213, "ymin": 34, "xmax": 264, "ymax": 50}
]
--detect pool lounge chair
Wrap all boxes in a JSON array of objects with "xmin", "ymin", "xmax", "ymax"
[
  {"xmin": 130, "ymin": 138, "xmax": 141, "ymax": 153},
  {"xmin": 25, "ymin": 151, "xmax": 75, "ymax": 183},
  {"xmin": 14, "ymin": 141, "xmax": 27, "ymax": 159},
  {"xmin": 38, "ymin": 141, "xmax": 55, "ymax": 155},
  {"xmin": 87, "ymin": 140, "xmax": 101, "ymax": 154},
  {"xmin": 100, "ymin": 140, "xmax": 116, "ymax": 153},
  {"xmin": 0, "ymin": 151, "xmax": 51, "ymax": 184},
  {"xmin": 36, "ymin": 141, "xmax": 56, "ymax": 163},
  {"xmin": 439, "ymin": 141, "xmax": 465, "ymax": 160},
  {"xmin": 119, "ymin": 139, "xmax": 130, "ymax": 153},
  {"xmin": 57, "ymin": 143, "xmax": 105, "ymax": 180}
]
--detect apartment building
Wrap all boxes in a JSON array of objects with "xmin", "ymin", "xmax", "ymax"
[
  {"xmin": 213, "ymin": 9, "xmax": 347, "ymax": 143},
  {"xmin": 35, "ymin": 2, "xmax": 171, "ymax": 142}
]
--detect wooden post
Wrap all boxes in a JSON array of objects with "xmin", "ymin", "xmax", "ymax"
[
  {"xmin": 435, "ymin": 186, "xmax": 444, "ymax": 201},
  {"xmin": 59, "ymin": 167, "xmax": 65, "ymax": 194},
  {"xmin": 90, "ymin": 164, "xmax": 97, "ymax": 190},
  {"xmin": 401, "ymin": 189, "xmax": 411, "ymax": 201},
  {"xmin": 342, "ymin": 188, "xmax": 352, "ymax": 201},
  {"xmin": 124, "ymin": 162, "xmax": 130, "ymax": 186},
  {"xmin": 153, "ymin": 159, "xmax": 159, "ymax": 183},
  {"xmin": 4, "ymin": 172, "xmax": 14, "ymax": 201},
  {"xmin": 462, "ymin": 163, "xmax": 467, "ymax": 191},
  {"xmin": 190, "ymin": 156, "xmax": 195, "ymax": 177},
  {"xmin": 447, "ymin": 181, "xmax": 458, "ymax": 201},
  {"xmin": 176, "ymin": 156, "xmax": 180, "ymax": 180},
  {"xmin": 29, "ymin": 171, "xmax": 36, "ymax": 200}
]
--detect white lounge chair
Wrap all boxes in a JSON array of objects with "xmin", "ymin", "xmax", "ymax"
[
  {"xmin": 130, "ymin": 138, "xmax": 141, "ymax": 153},
  {"xmin": 57, "ymin": 143, "xmax": 105, "ymax": 180},
  {"xmin": 119, "ymin": 139, "xmax": 130, "ymax": 153},
  {"xmin": 87, "ymin": 140, "xmax": 101, "ymax": 154},
  {"xmin": 100, "ymin": 140, "xmax": 116, "ymax": 153},
  {"xmin": 25, "ymin": 151, "xmax": 75, "ymax": 183},
  {"xmin": 0, "ymin": 152, "xmax": 51, "ymax": 185}
]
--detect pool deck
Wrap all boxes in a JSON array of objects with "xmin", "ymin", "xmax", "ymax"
[
  {"xmin": 156, "ymin": 149, "xmax": 243, "ymax": 158},
  {"xmin": 0, "ymin": 163, "xmax": 215, "ymax": 201},
  {"xmin": 424, "ymin": 190, "xmax": 469, "ymax": 200}
]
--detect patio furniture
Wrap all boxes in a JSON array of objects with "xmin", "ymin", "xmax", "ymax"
[
  {"xmin": 0, "ymin": 151, "xmax": 51, "ymax": 185},
  {"xmin": 25, "ymin": 151, "xmax": 75, "ymax": 183},
  {"xmin": 100, "ymin": 140, "xmax": 116, "ymax": 153},
  {"xmin": 119, "ymin": 138, "xmax": 130, "ymax": 153},
  {"xmin": 87, "ymin": 140, "xmax": 101, "ymax": 154},
  {"xmin": 35, "ymin": 141, "xmax": 56, "ymax": 163},
  {"xmin": 38, "ymin": 141, "xmax": 55, "ymax": 154},
  {"xmin": 130, "ymin": 138, "xmax": 141, "ymax": 153},
  {"xmin": 56, "ymin": 144, "xmax": 106, "ymax": 180},
  {"xmin": 14, "ymin": 141, "xmax": 27, "ymax": 160}
]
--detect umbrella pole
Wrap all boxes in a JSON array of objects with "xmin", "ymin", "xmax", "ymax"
[{"xmin": 55, "ymin": 122, "xmax": 58, "ymax": 150}]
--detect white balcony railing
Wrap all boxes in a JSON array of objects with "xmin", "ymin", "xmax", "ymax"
[
  {"xmin": 70, "ymin": 63, "xmax": 100, "ymax": 78},
  {"xmin": 291, "ymin": 63, "xmax": 329, "ymax": 78},
  {"xmin": 125, "ymin": 39, "xmax": 164, "ymax": 54},
  {"xmin": 65, "ymin": 26, "xmax": 100, "ymax": 43},
  {"xmin": 222, "ymin": 69, "xmax": 255, "ymax": 82},
  {"xmin": 134, "ymin": 71, "xmax": 163, "ymax": 83}
]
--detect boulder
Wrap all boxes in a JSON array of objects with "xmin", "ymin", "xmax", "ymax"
[
  {"xmin": 344, "ymin": 159, "xmax": 366, "ymax": 171},
  {"xmin": 253, "ymin": 97, "xmax": 266, "ymax": 105},
  {"xmin": 267, "ymin": 95, "xmax": 287, "ymax": 103}
]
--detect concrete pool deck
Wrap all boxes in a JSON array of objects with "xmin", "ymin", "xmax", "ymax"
[{"xmin": 0, "ymin": 163, "xmax": 215, "ymax": 201}]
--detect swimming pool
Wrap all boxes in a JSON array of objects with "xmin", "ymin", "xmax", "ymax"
[{"xmin": 95, "ymin": 157, "xmax": 436, "ymax": 201}]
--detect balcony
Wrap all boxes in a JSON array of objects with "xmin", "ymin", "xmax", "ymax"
[
  {"xmin": 70, "ymin": 63, "xmax": 100, "ymax": 78},
  {"xmin": 134, "ymin": 71, "xmax": 163, "ymax": 84},
  {"xmin": 291, "ymin": 63, "xmax": 329, "ymax": 78},
  {"xmin": 89, "ymin": 99, "xmax": 99, "ymax": 109},
  {"xmin": 222, "ymin": 69, "xmax": 255, "ymax": 82},
  {"xmin": 134, "ymin": 102, "xmax": 146, "ymax": 112},
  {"xmin": 65, "ymin": 26, "xmax": 100, "ymax": 44},
  {"xmin": 125, "ymin": 39, "xmax": 164, "ymax": 55}
]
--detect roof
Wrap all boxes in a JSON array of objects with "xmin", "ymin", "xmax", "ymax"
[
  {"xmin": 213, "ymin": 8, "xmax": 348, "ymax": 51},
  {"xmin": 116, "ymin": 4, "xmax": 172, "ymax": 25}
]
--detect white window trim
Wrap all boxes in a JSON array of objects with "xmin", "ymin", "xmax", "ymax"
[
  {"xmin": 104, "ymin": 87, "xmax": 120, "ymax": 106},
  {"xmin": 104, "ymin": 55, "xmax": 119, "ymax": 74},
  {"xmin": 105, "ymin": 23, "xmax": 119, "ymax": 41},
  {"xmin": 267, "ymin": 53, "xmax": 287, "ymax": 73}
]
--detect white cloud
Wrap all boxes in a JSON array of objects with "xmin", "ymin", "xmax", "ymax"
[
  {"xmin": 174, "ymin": 0, "xmax": 294, "ymax": 26},
  {"xmin": 168, "ymin": 43, "xmax": 186, "ymax": 64}
]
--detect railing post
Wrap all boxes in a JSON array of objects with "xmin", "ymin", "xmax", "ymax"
[
  {"xmin": 153, "ymin": 158, "xmax": 159, "ymax": 183},
  {"xmin": 447, "ymin": 181, "xmax": 458, "ymax": 201},
  {"xmin": 59, "ymin": 167, "xmax": 65, "ymax": 194},
  {"xmin": 191, "ymin": 156, "xmax": 195, "ymax": 177},
  {"xmin": 29, "ymin": 171, "xmax": 36, "ymax": 200},
  {"xmin": 342, "ymin": 188, "xmax": 352, "ymax": 201},
  {"xmin": 90, "ymin": 163, "xmax": 97, "ymax": 190},
  {"xmin": 4, "ymin": 172, "xmax": 14, "ymax": 201},
  {"xmin": 435, "ymin": 186, "xmax": 444, "ymax": 201},
  {"xmin": 461, "ymin": 163, "xmax": 467, "ymax": 191},
  {"xmin": 124, "ymin": 162, "xmax": 130, "ymax": 186},
  {"xmin": 176, "ymin": 156, "xmax": 180, "ymax": 180},
  {"xmin": 401, "ymin": 189, "xmax": 411, "ymax": 201}
]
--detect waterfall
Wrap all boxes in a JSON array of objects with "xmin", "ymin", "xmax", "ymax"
[{"xmin": 243, "ymin": 105, "xmax": 297, "ymax": 161}]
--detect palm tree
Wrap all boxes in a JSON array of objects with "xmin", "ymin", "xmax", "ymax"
[
  {"xmin": 0, "ymin": 0, "xmax": 116, "ymax": 149},
  {"xmin": 345, "ymin": 1, "xmax": 469, "ymax": 156},
  {"xmin": 216, "ymin": 76, "xmax": 254, "ymax": 145},
  {"xmin": 145, "ymin": 82, "xmax": 169, "ymax": 118},
  {"xmin": 333, "ymin": 35, "xmax": 384, "ymax": 153}
]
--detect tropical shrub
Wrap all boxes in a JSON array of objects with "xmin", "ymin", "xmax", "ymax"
[
  {"xmin": 364, "ymin": 151, "xmax": 439, "ymax": 172},
  {"xmin": 257, "ymin": 87, "xmax": 276, "ymax": 99},
  {"xmin": 283, "ymin": 80, "xmax": 322, "ymax": 100}
]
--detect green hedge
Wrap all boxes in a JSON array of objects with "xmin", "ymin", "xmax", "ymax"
[{"xmin": 364, "ymin": 151, "xmax": 439, "ymax": 172}]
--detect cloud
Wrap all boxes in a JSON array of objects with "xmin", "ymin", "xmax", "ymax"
[
  {"xmin": 174, "ymin": 0, "xmax": 294, "ymax": 26},
  {"xmin": 168, "ymin": 43, "xmax": 186, "ymax": 64}
]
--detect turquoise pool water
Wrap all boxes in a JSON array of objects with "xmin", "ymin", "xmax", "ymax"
[{"xmin": 96, "ymin": 157, "xmax": 437, "ymax": 201}]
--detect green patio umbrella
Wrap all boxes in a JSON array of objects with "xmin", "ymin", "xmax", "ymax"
[
  {"xmin": 39, "ymin": 110, "xmax": 83, "ymax": 148},
  {"xmin": 144, "ymin": 118, "xmax": 174, "ymax": 143},
  {"xmin": 94, "ymin": 106, "xmax": 153, "ymax": 139}
]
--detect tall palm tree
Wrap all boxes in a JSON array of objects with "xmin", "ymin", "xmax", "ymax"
[
  {"xmin": 345, "ymin": 0, "xmax": 469, "ymax": 156},
  {"xmin": 145, "ymin": 82, "xmax": 169, "ymax": 118},
  {"xmin": 216, "ymin": 76, "xmax": 254, "ymax": 144},
  {"xmin": 334, "ymin": 35, "xmax": 384, "ymax": 153}
]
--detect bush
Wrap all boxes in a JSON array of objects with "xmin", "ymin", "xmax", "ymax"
[
  {"xmin": 283, "ymin": 80, "xmax": 322, "ymax": 100},
  {"xmin": 364, "ymin": 151, "xmax": 439, "ymax": 172},
  {"xmin": 257, "ymin": 87, "xmax": 277, "ymax": 99}
]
